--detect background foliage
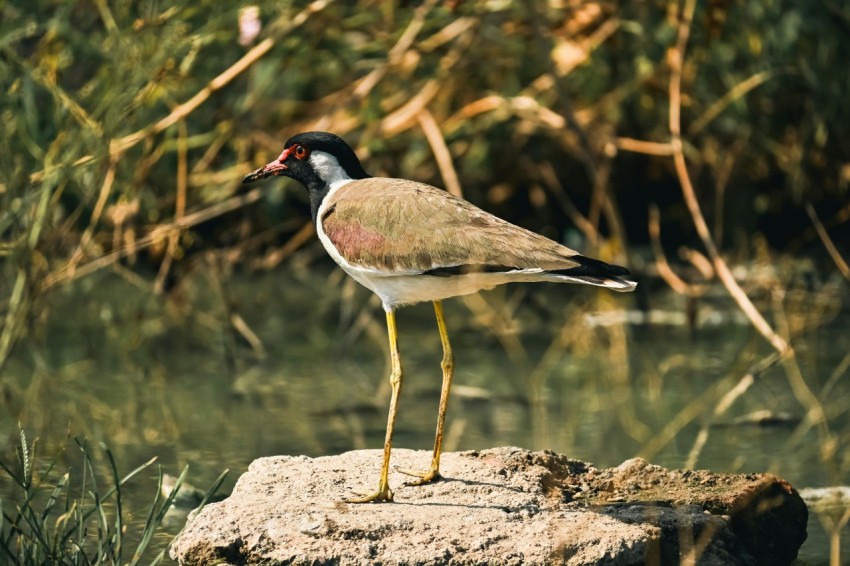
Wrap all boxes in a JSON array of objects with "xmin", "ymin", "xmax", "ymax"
[
  {"xmin": 2, "ymin": 1, "xmax": 849, "ymax": 561},
  {"xmin": 2, "ymin": 1, "xmax": 848, "ymax": 359}
]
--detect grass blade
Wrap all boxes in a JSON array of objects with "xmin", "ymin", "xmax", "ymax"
[{"xmin": 1, "ymin": 430, "xmax": 225, "ymax": 563}]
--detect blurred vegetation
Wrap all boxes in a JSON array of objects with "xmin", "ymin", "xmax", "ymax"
[
  {"xmin": 1, "ymin": 0, "xmax": 848, "ymax": 371},
  {"xmin": 0, "ymin": 1, "xmax": 849, "ymax": 560}
]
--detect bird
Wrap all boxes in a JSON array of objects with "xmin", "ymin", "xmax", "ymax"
[{"xmin": 242, "ymin": 131, "xmax": 636, "ymax": 503}]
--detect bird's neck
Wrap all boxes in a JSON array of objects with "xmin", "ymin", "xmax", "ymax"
[
  {"xmin": 305, "ymin": 151, "xmax": 367, "ymax": 222},
  {"xmin": 308, "ymin": 181, "xmax": 332, "ymax": 223},
  {"xmin": 308, "ymin": 176, "xmax": 365, "ymax": 223}
]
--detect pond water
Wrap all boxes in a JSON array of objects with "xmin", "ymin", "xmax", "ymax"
[{"xmin": 1, "ymin": 262, "xmax": 848, "ymax": 564}]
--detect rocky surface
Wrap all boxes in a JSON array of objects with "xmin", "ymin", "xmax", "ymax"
[{"xmin": 170, "ymin": 447, "xmax": 807, "ymax": 565}]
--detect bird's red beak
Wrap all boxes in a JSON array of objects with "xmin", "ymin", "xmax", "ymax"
[{"xmin": 242, "ymin": 147, "xmax": 293, "ymax": 184}]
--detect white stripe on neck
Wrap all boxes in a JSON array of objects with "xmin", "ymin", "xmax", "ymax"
[{"xmin": 309, "ymin": 150, "xmax": 353, "ymax": 192}]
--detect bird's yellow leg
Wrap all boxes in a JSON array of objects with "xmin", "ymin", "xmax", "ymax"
[
  {"xmin": 347, "ymin": 309, "xmax": 403, "ymax": 503},
  {"xmin": 400, "ymin": 300, "xmax": 454, "ymax": 486}
]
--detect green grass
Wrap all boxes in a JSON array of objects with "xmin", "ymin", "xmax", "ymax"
[{"xmin": 0, "ymin": 428, "xmax": 227, "ymax": 565}]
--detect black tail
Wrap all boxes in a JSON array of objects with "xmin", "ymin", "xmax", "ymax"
[{"xmin": 549, "ymin": 255, "xmax": 631, "ymax": 279}]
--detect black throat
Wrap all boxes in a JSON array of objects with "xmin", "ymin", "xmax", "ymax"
[
  {"xmin": 309, "ymin": 184, "xmax": 331, "ymax": 224},
  {"xmin": 283, "ymin": 164, "xmax": 332, "ymax": 223}
]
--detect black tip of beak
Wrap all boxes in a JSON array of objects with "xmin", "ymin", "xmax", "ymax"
[{"xmin": 242, "ymin": 167, "xmax": 268, "ymax": 184}]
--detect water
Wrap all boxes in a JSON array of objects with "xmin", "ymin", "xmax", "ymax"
[{"xmin": 1, "ymin": 264, "xmax": 847, "ymax": 564}]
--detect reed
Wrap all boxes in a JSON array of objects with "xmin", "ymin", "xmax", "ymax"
[{"xmin": 0, "ymin": 428, "xmax": 227, "ymax": 565}]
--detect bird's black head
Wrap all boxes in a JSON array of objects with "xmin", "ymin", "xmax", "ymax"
[
  {"xmin": 242, "ymin": 131, "xmax": 369, "ymax": 185},
  {"xmin": 242, "ymin": 131, "xmax": 370, "ymax": 222}
]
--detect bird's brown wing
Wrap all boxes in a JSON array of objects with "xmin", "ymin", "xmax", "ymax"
[{"xmin": 320, "ymin": 178, "xmax": 588, "ymax": 274}]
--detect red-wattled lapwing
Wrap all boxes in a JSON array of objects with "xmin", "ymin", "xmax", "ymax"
[{"xmin": 242, "ymin": 131, "xmax": 636, "ymax": 503}]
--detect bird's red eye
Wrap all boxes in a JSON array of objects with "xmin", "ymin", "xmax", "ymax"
[{"xmin": 293, "ymin": 144, "xmax": 309, "ymax": 160}]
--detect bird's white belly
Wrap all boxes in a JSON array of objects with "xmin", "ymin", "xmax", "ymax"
[{"xmin": 341, "ymin": 265, "xmax": 532, "ymax": 311}]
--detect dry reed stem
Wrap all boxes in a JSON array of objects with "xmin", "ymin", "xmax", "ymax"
[
  {"xmin": 417, "ymin": 109, "xmax": 463, "ymax": 198},
  {"xmin": 822, "ymin": 350, "xmax": 850, "ymax": 398},
  {"xmin": 598, "ymin": 164, "xmax": 630, "ymax": 257},
  {"xmin": 0, "ymin": 268, "xmax": 27, "ymax": 371},
  {"xmin": 335, "ymin": 275, "xmax": 373, "ymax": 351},
  {"xmin": 66, "ymin": 160, "xmax": 117, "ymax": 278},
  {"xmin": 614, "ymin": 138, "xmax": 674, "ymax": 156},
  {"xmin": 640, "ymin": 374, "xmax": 736, "ymax": 461},
  {"xmin": 43, "ymin": 189, "xmax": 264, "ymax": 289},
  {"xmin": 444, "ymin": 95, "xmax": 579, "ymax": 134},
  {"xmin": 255, "ymin": 221, "xmax": 315, "ymax": 270},
  {"xmin": 685, "ymin": 352, "xmax": 782, "ymax": 468},
  {"xmin": 461, "ymin": 292, "xmax": 532, "ymax": 383},
  {"xmin": 648, "ymin": 204, "xmax": 707, "ymax": 297},
  {"xmin": 381, "ymin": 81, "xmax": 440, "ymax": 136},
  {"xmin": 806, "ymin": 202, "xmax": 850, "ymax": 281},
  {"xmin": 92, "ymin": 0, "xmax": 119, "ymax": 34},
  {"xmin": 585, "ymin": 156, "xmax": 611, "ymax": 250},
  {"xmin": 688, "ymin": 71, "xmax": 774, "ymax": 135},
  {"xmin": 710, "ymin": 135, "xmax": 747, "ymax": 244},
  {"xmin": 381, "ymin": 22, "xmax": 474, "ymax": 136},
  {"xmin": 191, "ymin": 126, "xmax": 233, "ymax": 176},
  {"xmin": 681, "ymin": 517, "xmax": 721, "ymax": 566},
  {"xmin": 35, "ymin": 69, "xmax": 103, "ymax": 137},
  {"xmin": 771, "ymin": 293, "xmax": 836, "ymax": 480},
  {"xmin": 175, "ymin": 120, "xmax": 189, "ymax": 219},
  {"xmin": 418, "ymin": 16, "xmax": 476, "ymax": 52},
  {"xmin": 556, "ymin": 17, "xmax": 621, "ymax": 76},
  {"xmin": 230, "ymin": 312, "xmax": 267, "ymax": 359},
  {"xmin": 352, "ymin": 0, "xmax": 437, "ymax": 100},
  {"xmin": 679, "ymin": 247, "xmax": 714, "ymax": 280},
  {"xmin": 525, "ymin": 303, "xmax": 587, "ymax": 403},
  {"xmin": 438, "ymin": 3, "xmax": 612, "ymax": 137},
  {"xmin": 154, "ymin": 119, "xmax": 190, "ymax": 294},
  {"xmin": 830, "ymin": 511, "xmax": 850, "ymax": 566},
  {"xmin": 668, "ymin": 0, "xmax": 790, "ymax": 356},
  {"xmin": 537, "ymin": 161, "xmax": 599, "ymax": 243}
]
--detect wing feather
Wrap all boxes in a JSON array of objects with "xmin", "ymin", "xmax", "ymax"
[{"xmin": 321, "ymin": 178, "xmax": 620, "ymax": 278}]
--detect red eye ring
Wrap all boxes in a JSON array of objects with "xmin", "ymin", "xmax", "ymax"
[{"xmin": 293, "ymin": 144, "xmax": 309, "ymax": 160}]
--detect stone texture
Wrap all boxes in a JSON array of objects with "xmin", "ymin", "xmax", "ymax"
[{"xmin": 170, "ymin": 447, "xmax": 807, "ymax": 565}]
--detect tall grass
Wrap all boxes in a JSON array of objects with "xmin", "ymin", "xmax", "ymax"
[{"xmin": 0, "ymin": 428, "xmax": 227, "ymax": 565}]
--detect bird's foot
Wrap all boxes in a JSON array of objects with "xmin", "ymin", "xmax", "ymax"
[
  {"xmin": 345, "ymin": 484, "xmax": 394, "ymax": 503},
  {"xmin": 397, "ymin": 466, "xmax": 442, "ymax": 486}
]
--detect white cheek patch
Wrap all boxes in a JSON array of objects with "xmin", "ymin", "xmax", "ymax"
[{"xmin": 309, "ymin": 150, "xmax": 353, "ymax": 192}]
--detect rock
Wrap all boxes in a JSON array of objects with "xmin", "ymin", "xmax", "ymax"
[
  {"xmin": 162, "ymin": 473, "xmax": 206, "ymax": 510},
  {"xmin": 170, "ymin": 448, "xmax": 807, "ymax": 566}
]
